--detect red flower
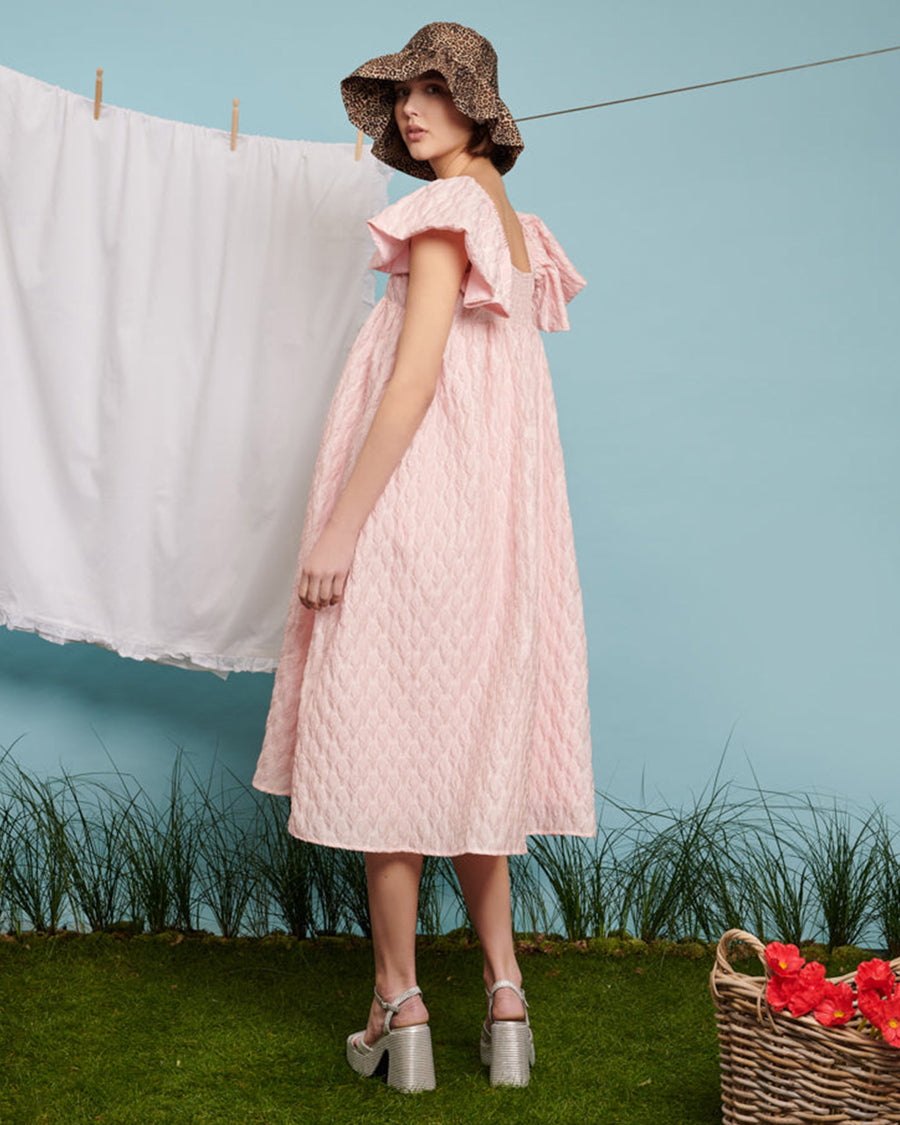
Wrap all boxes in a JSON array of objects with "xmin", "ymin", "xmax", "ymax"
[
  {"xmin": 813, "ymin": 981, "xmax": 856, "ymax": 1027},
  {"xmin": 858, "ymin": 987, "xmax": 887, "ymax": 1025},
  {"xmin": 855, "ymin": 958, "xmax": 896, "ymax": 999},
  {"xmin": 856, "ymin": 960, "xmax": 897, "ymax": 1029},
  {"xmin": 787, "ymin": 961, "xmax": 827, "ymax": 1017},
  {"xmin": 765, "ymin": 942, "xmax": 805, "ymax": 977},
  {"xmin": 878, "ymin": 995, "xmax": 900, "ymax": 1047},
  {"xmin": 767, "ymin": 973, "xmax": 796, "ymax": 1011}
]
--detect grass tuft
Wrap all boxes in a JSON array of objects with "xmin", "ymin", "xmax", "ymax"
[
  {"xmin": 795, "ymin": 798, "xmax": 879, "ymax": 950},
  {"xmin": 1, "ymin": 746, "xmax": 898, "ymax": 953}
]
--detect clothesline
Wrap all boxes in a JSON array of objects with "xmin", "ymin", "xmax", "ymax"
[
  {"xmin": 85, "ymin": 41, "xmax": 900, "ymax": 156},
  {"xmin": 514, "ymin": 44, "xmax": 900, "ymax": 122}
]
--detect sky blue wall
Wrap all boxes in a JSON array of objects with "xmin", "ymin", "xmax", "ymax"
[{"xmin": 2, "ymin": 0, "xmax": 899, "ymax": 815}]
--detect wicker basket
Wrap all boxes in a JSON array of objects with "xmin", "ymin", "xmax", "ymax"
[{"xmin": 710, "ymin": 929, "xmax": 900, "ymax": 1124}]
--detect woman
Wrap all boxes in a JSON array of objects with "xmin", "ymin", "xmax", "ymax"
[{"xmin": 252, "ymin": 21, "xmax": 595, "ymax": 1092}]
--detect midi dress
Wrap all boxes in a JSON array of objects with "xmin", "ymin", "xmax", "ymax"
[{"xmin": 251, "ymin": 174, "xmax": 595, "ymax": 856}]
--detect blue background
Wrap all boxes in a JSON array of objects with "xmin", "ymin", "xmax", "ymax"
[{"xmin": 2, "ymin": 0, "xmax": 899, "ymax": 814}]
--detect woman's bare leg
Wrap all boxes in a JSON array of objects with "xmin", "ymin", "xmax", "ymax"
[
  {"xmin": 451, "ymin": 853, "xmax": 526, "ymax": 1022},
  {"xmin": 361, "ymin": 852, "xmax": 429, "ymax": 1045}
]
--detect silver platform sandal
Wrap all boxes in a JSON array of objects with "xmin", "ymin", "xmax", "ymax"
[
  {"xmin": 346, "ymin": 985, "xmax": 436, "ymax": 1093},
  {"xmin": 479, "ymin": 979, "xmax": 535, "ymax": 1087}
]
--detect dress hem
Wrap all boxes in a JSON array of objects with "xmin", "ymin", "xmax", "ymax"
[
  {"xmin": 285, "ymin": 827, "xmax": 596, "ymax": 858},
  {"xmin": 250, "ymin": 780, "xmax": 596, "ymax": 856}
]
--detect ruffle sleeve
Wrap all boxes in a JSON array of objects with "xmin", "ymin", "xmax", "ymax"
[
  {"xmin": 367, "ymin": 177, "xmax": 513, "ymax": 318},
  {"xmin": 519, "ymin": 214, "xmax": 587, "ymax": 332}
]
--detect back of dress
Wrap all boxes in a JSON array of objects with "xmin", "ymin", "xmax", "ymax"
[{"xmin": 252, "ymin": 174, "xmax": 595, "ymax": 856}]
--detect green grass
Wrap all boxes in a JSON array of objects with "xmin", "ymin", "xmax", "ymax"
[{"xmin": 1, "ymin": 934, "xmax": 725, "ymax": 1125}]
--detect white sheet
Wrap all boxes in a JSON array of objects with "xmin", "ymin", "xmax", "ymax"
[{"xmin": 0, "ymin": 64, "xmax": 391, "ymax": 673}]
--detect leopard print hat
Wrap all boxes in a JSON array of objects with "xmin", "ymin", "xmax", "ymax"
[{"xmin": 341, "ymin": 22, "xmax": 524, "ymax": 181}]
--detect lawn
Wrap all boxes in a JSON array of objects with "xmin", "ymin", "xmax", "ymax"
[{"xmin": 1, "ymin": 933, "xmax": 726, "ymax": 1125}]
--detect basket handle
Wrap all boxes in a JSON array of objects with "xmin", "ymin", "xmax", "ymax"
[{"xmin": 714, "ymin": 928, "xmax": 768, "ymax": 977}]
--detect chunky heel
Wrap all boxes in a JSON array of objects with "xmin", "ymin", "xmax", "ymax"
[
  {"xmin": 479, "ymin": 979, "xmax": 535, "ymax": 1087},
  {"xmin": 385, "ymin": 1023, "xmax": 436, "ymax": 1092},
  {"xmin": 488, "ymin": 1020, "xmax": 532, "ymax": 1086},
  {"xmin": 346, "ymin": 985, "xmax": 435, "ymax": 1093}
]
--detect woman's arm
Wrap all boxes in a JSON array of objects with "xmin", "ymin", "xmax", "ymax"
[{"xmin": 298, "ymin": 227, "xmax": 469, "ymax": 610}]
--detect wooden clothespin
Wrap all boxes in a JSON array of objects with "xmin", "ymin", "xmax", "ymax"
[
  {"xmin": 230, "ymin": 98, "xmax": 239, "ymax": 151},
  {"xmin": 93, "ymin": 68, "xmax": 103, "ymax": 120},
  {"xmin": 354, "ymin": 128, "xmax": 364, "ymax": 161}
]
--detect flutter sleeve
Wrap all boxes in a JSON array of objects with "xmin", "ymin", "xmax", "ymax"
[
  {"xmin": 367, "ymin": 177, "xmax": 513, "ymax": 318},
  {"xmin": 520, "ymin": 214, "xmax": 587, "ymax": 332}
]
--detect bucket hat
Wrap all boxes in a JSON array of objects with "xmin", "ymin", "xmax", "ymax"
[{"xmin": 341, "ymin": 22, "xmax": 524, "ymax": 181}]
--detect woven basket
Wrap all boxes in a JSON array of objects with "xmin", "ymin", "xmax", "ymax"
[{"xmin": 710, "ymin": 929, "xmax": 900, "ymax": 1124}]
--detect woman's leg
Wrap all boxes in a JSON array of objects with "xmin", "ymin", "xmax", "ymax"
[
  {"xmin": 451, "ymin": 854, "xmax": 526, "ymax": 1022},
  {"xmin": 361, "ymin": 852, "xmax": 429, "ymax": 1044}
]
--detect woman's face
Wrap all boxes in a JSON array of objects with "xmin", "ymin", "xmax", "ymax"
[{"xmin": 393, "ymin": 71, "xmax": 475, "ymax": 171}]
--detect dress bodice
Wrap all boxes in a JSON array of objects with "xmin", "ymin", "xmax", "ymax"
[{"xmin": 366, "ymin": 176, "xmax": 585, "ymax": 333}]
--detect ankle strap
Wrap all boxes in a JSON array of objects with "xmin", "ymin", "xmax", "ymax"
[
  {"xmin": 485, "ymin": 979, "xmax": 528, "ymax": 1022},
  {"xmin": 373, "ymin": 985, "xmax": 422, "ymax": 1034}
]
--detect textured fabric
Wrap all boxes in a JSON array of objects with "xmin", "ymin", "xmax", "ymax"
[
  {"xmin": 252, "ymin": 174, "xmax": 595, "ymax": 855},
  {"xmin": 0, "ymin": 63, "xmax": 391, "ymax": 673},
  {"xmin": 341, "ymin": 21, "xmax": 523, "ymax": 180}
]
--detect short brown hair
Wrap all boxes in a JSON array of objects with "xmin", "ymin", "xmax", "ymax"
[{"xmin": 466, "ymin": 120, "xmax": 496, "ymax": 159}]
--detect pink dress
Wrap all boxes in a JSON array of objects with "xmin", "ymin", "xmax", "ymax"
[{"xmin": 251, "ymin": 174, "xmax": 595, "ymax": 856}]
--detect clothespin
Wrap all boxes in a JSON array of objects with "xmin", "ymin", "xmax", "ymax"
[
  {"xmin": 230, "ymin": 98, "xmax": 239, "ymax": 151},
  {"xmin": 354, "ymin": 128, "xmax": 364, "ymax": 161},
  {"xmin": 93, "ymin": 68, "xmax": 103, "ymax": 120}
]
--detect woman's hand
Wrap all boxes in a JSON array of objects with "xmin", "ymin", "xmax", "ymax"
[{"xmin": 298, "ymin": 520, "xmax": 359, "ymax": 610}]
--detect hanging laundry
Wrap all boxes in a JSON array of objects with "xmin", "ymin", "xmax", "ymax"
[{"xmin": 0, "ymin": 64, "xmax": 391, "ymax": 674}]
